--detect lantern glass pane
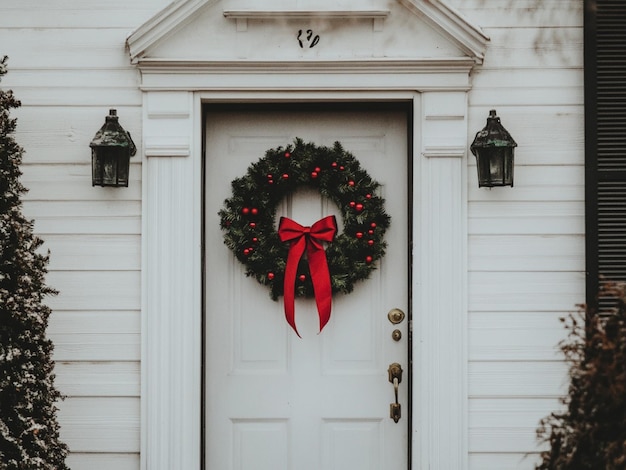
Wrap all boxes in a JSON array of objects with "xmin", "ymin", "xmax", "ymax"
[
  {"xmin": 92, "ymin": 149, "xmax": 103, "ymax": 186},
  {"xmin": 102, "ymin": 149, "xmax": 118, "ymax": 186},
  {"xmin": 489, "ymin": 150, "xmax": 504, "ymax": 184},
  {"xmin": 92, "ymin": 147, "xmax": 131, "ymax": 187},
  {"xmin": 116, "ymin": 154, "xmax": 130, "ymax": 187},
  {"xmin": 476, "ymin": 147, "xmax": 514, "ymax": 187}
]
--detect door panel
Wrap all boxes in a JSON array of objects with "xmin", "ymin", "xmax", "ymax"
[{"xmin": 204, "ymin": 105, "xmax": 409, "ymax": 470}]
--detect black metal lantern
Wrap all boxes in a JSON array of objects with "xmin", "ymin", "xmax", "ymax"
[
  {"xmin": 90, "ymin": 109, "xmax": 137, "ymax": 187},
  {"xmin": 470, "ymin": 109, "xmax": 517, "ymax": 188}
]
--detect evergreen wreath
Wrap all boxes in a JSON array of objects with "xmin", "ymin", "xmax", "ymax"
[{"xmin": 219, "ymin": 138, "xmax": 391, "ymax": 301}]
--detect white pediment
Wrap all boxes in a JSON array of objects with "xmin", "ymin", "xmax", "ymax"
[{"xmin": 127, "ymin": 0, "xmax": 488, "ymax": 66}]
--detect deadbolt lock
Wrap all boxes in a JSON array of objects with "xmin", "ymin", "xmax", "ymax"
[{"xmin": 387, "ymin": 308, "xmax": 405, "ymax": 325}]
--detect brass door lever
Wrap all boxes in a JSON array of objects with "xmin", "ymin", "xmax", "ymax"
[{"xmin": 388, "ymin": 362, "xmax": 403, "ymax": 423}]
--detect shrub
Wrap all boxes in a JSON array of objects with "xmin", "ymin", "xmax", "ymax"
[
  {"xmin": 536, "ymin": 283, "xmax": 626, "ymax": 470},
  {"xmin": 0, "ymin": 56, "xmax": 69, "ymax": 470}
]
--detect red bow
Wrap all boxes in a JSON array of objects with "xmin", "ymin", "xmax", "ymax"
[{"xmin": 278, "ymin": 215, "xmax": 337, "ymax": 336}]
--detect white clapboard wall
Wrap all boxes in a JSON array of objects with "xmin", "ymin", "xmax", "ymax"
[
  {"xmin": 0, "ymin": 0, "xmax": 584, "ymax": 469},
  {"xmin": 452, "ymin": 0, "xmax": 584, "ymax": 468},
  {"xmin": 0, "ymin": 1, "xmax": 167, "ymax": 469}
]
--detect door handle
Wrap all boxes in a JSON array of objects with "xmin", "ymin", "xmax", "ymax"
[
  {"xmin": 388, "ymin": 362, "xmax": 403, "ymax": 423},
  {"xmin": 387, "ymin": 308, "xmax": 405, "ymax": 324}
]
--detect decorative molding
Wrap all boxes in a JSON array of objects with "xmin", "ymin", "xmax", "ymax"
[
  {"xmin": 146, "ymin": 92, "xmax": 192, "ymax": 120},
  {"xmin": 146, "ymin": 111, "xmax": 191, "ymax": 120},
  {"xmin": 223, "ymin": 9, "xmax": 390, "ymax": 31},
  {"xmin": 135, "ymin": 59, "xmax": 476, "ymax": 93},
  {"xmin": 127, "ymin": 0, "xmax": 218, "ymax": 64},
  {"xmin": 423, "ymin": 145, "xmax": 466, "ymax": 158},
  {"xmin": 141, "ymin": 94, "xmax": 200, "ymax": 470},
  {"xmin": 425, "ymin": 114, "xmax": 465, "ymax": 121},
  {"xmin": 136, "ymin": 58, "xmax": 477, "ymax": 74},
  {"xmin": 413, "ymin": 93, "xmax": 468, "ymax": 468},
  {"xmin": 398, "ymin": 0, "xmax": 489, "ymax": 63},
  {"xmin": 144, "ymin": 138, "xmax": 190, "ymax": 157},
  {"xmin": 223, "ymin": 9, "xmax": 390, "ymax": 19}
]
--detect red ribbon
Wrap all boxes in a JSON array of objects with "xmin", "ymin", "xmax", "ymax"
[{"xmin": 278, "ymin": 215, "xmax": 337, "ymax": 337}]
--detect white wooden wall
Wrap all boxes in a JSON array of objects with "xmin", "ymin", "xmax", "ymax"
[
  {"xmin": 448, "ymin": 0, "xmax": 584, "ymax": 468},
  {"xmin": 0, "ymin": 1, "xmax": 168, "ymax": 469},
  {"xmin": 0, "ymin": 0, "xmax": 584, "ymax": 469}
]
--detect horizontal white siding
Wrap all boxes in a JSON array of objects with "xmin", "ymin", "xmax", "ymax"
[
  {"xmin": 56, "ymin": 397, "xmax": 140, "ymax": 453},
  {"xmin": 0, "ymin": 2, "xmax": 159, "ymax": 29},
  {"xmin": 2, "ymin": 1, "xmax": 168, "ymax": 467},
  {"xmin": 65, "ymin": 453, "xmax": 140, "ymax": 470},
  {"xmin": 470, "ymin": 312, "xmax": 570, "ymax": 362},
  {"xmin": 451, "ymin": 0, "xmax": 584, "ymax": 467},
  {"xmin": 49, "ymin": 311, "xmax": 140, "ymax": 362}
]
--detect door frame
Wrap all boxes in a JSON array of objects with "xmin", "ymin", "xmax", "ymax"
[{"xmin": 141, "ymin": 84, "xmax": 469, "ymax": 470}]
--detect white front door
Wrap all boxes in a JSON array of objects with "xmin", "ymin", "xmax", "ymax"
[{"xmin": 204, "ymin": 104, "xmax": 410, "ymax": 470}]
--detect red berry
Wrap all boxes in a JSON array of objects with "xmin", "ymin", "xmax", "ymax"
[
  {"xmin": 368, "ymin": 229, "xmax": 374, "ymax": 235},
  {"xmin": 340, "ymin": 166, "xmax": 345, "ymax": 171},
  {"xmin": 282, "ymin": 173, "xmax": 289, "ymax": 180},
  {"xmin": 243, "ymin": 249, "xmax": 250, "ymax": 256},
  {"xmin": 285, "ymin": 152, "xmax": 291, "ymax": 158},
  {"xmin": 366, "ymin": 256, "xmax": 373, "ymax": 264},
  {"xmin": 267, "ymin": 174, "xmax": 273, "ymax": 179},
  {"xmin": 251, "ymin": 208, "xmax": 258, "ymax": 215},
  {"xmin": 370, "ymin": 222, "xmax": 377, "ymax": 228},
  {"xmin": 315, "ymin": 167, "xmax": 321, "ymax": 173},
  {"xmin": 331, "ymin": 162, "xmax": 338, "ymax": 168},
  {"xmin": 242, "ymin": 207, "xmax": 250, "ymax": 215},
  {"xmin": 348, "ymin": 180, "xmax": 355, "ymax": 187},
  {"xmin": 356, "ymin": 203, "xmax": 364, "ymax": 212},
  {"xmin": 268, "ymin": 272, "xmax": 275, "ymax": 280},
  {"xmin": 252, "ymin": 237, "xmax": 259, "ymax": 243},
  {"xmin": 311, "ymin": 171, "xmax": 318, "ymax": 178},
  {"xmin": 299, "ymin": 274, "xmax": 306, "ymax": 282},
  {"xmin": 356, "ymin": 232, "xmax": 363, "ymax": 239},
  {"xmin": 249, "ymin": 222, "xmax": 256, "ymax": 228},
  {"xmin": 368, "ymin": 240, "xmax": 374, "ymax": 246},
  {"xmin": 366, "ymin": 194, "xmax": 372, "ymax": 199}
]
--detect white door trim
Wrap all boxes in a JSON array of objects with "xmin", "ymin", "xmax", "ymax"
[{"xmin": 141, "ymin": 88, "xmax": 469, "ymax": 469}]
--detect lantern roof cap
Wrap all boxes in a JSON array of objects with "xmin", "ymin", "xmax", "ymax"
[
  {"xmin": 90, "ymin": 109, "xmax": 137, "ymax": 155},
  {"xmin": 470, "ymin": 109, "xmax": 517, "ymax": 155}
]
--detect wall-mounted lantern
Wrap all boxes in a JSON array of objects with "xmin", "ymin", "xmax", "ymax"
[
  {"xmin": 470, "ymin": 109, "xmax": 517, "ymax": 188},
  {"xmin": 90, "ymin": 109, "xmax": 136, "ymax": 187}
]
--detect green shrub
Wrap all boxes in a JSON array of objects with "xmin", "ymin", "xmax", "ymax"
[{"xmin": 0, "ymin": 56, "xmax": 69, "ymax": 470}]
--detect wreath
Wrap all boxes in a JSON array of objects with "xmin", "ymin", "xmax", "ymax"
[{"xmin": 219, "ymin": 138, "xmax": 390, "ymax": 333}]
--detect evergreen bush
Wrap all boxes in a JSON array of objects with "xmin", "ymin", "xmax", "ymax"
[
  {"xmin": 536, "ymin": 283, "xmax": 626, "ymax": 470},
  {"xmin": 0, "ymin": 56, "xmax": 70, "ymax": 469}
]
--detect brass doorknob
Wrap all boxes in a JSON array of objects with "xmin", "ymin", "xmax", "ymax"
[{"xmin": 387, "ymin": 308, "xmax": 405, "ymax": 325}]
